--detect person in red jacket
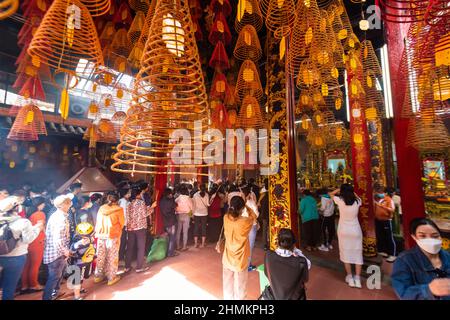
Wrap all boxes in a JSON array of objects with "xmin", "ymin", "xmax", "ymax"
[{"xmin": 207, "ymin": 184, "xmax": 223, "ymax": 243}]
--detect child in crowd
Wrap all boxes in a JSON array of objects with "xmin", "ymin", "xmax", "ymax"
[{"xmin": 69, "ymin": 222, "xmax": 96, "ymax": 300}]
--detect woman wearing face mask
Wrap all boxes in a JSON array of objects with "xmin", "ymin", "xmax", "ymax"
[{"xmin": 391, "ymin": 218, "xmax": 450, "ymax": 300}]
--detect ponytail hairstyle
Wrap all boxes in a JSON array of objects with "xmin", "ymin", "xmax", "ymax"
[{"xmin": 228, "ymin": 196, "xmax": 245, "ymax": 218}]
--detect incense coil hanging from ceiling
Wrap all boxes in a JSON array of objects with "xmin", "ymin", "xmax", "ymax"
[
  {"xmin": 327, "ymin": 3, "xmax": 350, "ymax": 43},
  {"xmin": 211, "ymin": 0, "xmax": 232, "ymax": 17},
  {"xmin": 112, "ymin": 0, "xmax": 210, "ymax": 176},
  {"xmin": 27, "ymin": 0, "xmax": 104, "ymax": 72},
  {"xmin": 129, "ymin": 0, "xmax": 150, "ymax": 12},
  {"xmin": 287, "ymin": 0, "xmax": 320, "ymax": 76},
  {"xmin": 99, "ymin": 21, "xmax": 116, "ymax": 47},
  {"xmin": 296, "ymin": 58, "xmax": 322, "ymax": 91},
  {"xmin": 208, "ymin": 12, "xmax": 232, "ymax": 46},
  {"xmin": 128, "ymin": 11, "xmax": 146, "ymax": 45},
  {"xmin": 261, "ymin": 0, "xmax": 297, "ymax": 39},
  {"xmin": 111, "ymin": 28, "xmax": 131, "ymax": 57},
  {"xmin": 360, "ymin": 40, "xmax": 385, "ymax": 114},
  {"xmin": 235, "ymin": 59, "xmax": 264, "ymax": 102},
  {"xmin": 7, "ymin": 104, "xmax": 47, "ymax": 141},
  {"xmin": 211, "ymin": 102, "xmax": 231, "ymax": 132},
  {"xmin": 209, "ymin": 41, "xmax": 230, "ymax": 70},
  {"xmin": 235, "ymin": 0, "xmax": 263, "ymax": 33},
  {"xmin": 234, "ymin": 25, "xmax": 262, "ymax": 62},
  {"xmin": 0, "ymin": 0, "xmax": 19, "ymax": 20},
  {"xmin": 79, "ymin": 0, "xmax": 110, "ymax": 17},
  {"xmin": 376, "ymin": 0, "xmax": 428, "ymax": 24},
  {"xmin": 113, "ymin": 2, "xmax": 133, "ymax": 25},
  {"xmin": 237, "ymin": 95, "xmax": 265, "ymax": 129},
  {"xmin": 406, "ymin": 110, "xmax": 450, "ymax": 152},
  {"xmin": 210, "ymin": 71, "xmax": 230, "ymax": 100}
]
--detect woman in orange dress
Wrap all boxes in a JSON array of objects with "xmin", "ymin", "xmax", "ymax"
[{"xmin": 21, "ymin": 197, "xmax": 47, "ymax": 293}]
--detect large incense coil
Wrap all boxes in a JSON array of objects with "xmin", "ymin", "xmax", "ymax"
[
  {"xmin": 111, "ymin": 28, "xmax": 131, "ymax": 57},
  {"xmin": 128, "ymin": 11, "xmax": 146, "ymax": 45},
  {"xmin": 287, "ymin": 0, "xmax": 321, "ymax": 76},
  {"xmin": 0, "ymin": 0, "xmax": 19, "ymax": 20},
  {"xmin": 99, "ymin": 21, "xmax": 116, "ymax": 46},
  {"xmin": 237, "ymin": 95, "xmax": 265, "ymax": 129},
  {"xmin": 235, "ymin": 59, "xmax": 264, "ymax": 102},
  {"xmin": 8, "ymin": 104, "xmax": 47, "ymax": 141},
  {"xmin": 128, "ymin": 42, "xmax": 144, "ymax": 69},
  {"xmin": 360, "ymin": 40, "xmax": 385, "ymax": 113},
  {"xmin": 406, "ymin": 113, "xmax": 450, "ymax": 152},
  {"xmin": 129, "ymin": 0, "xmax": 150, "ymax": 12},
  {"xmin": 235, "ymin": 0, "xmax": 263, "ymax": 32},
  {"xmin": 112, "ymin": 0, "xmax": 210, "ymax": 176},
  {"xmin": 134, "ymin": 0, "xmax": 157, "ymax": 56},
  {"xmin": 234, "ymin": 25, "xmax": 262, "ymax": 62},
  {"xmin": 262, "ymin": 0, "xmax": 297, "ymax": 39},
  {"xmin": 343, "ymin": 33, "xmax": 361, "ymax": 53},
  {"xmin": 334, "ymin": 0, "xmax": 353, "ymax": 38},
  {"xmin": 80, "ymin": 0, "xmax": 110, "ymax": 17},
  {"xmin": 307, "ymin": 127, "xmax": 326, "ymax": 150},
  {"xmin": 328, "ymin": 3, "xmax": 349, "ymax": 42},
  {"xmin": 28, "ymin": 0, "xmax": 104, "ymax": 71},
  {"xmin": 296, "ymin": 58, "xmax": 322, "ymax": 91}
]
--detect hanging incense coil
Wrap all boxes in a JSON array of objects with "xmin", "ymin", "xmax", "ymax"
[
  {"xmin": 234, "ymin": 25, "xmax": 262, "ymax": 62},
  {"xmin": 127, "ymin": 11, "xmax": 146, "ymax": 45},
  {"xmin": 235, "ymin": 60, "xmax": 264, "ymax": 102},
  {"xmin": 237, "ymin": 95, "xmax": 265, "ymax": 129},
  {"xmin": 287, "ymin": 0, "xmax": 320, "ymax": 76},
  {"xmin": 28, "ymin": 0, "xmax": 104, "ymax": 71},
  {"xmin": 208, "ymin": 12, "xmax": 232, "ymax": 46},
  {"xmin": 235, "ymin": 0, "xmax": 263, "ymax": 32},
  {"xmin": 262, "ymin": 0, "xmax": 297, "ymax": 39},
  {"xmin": 99, "ymin": 21, "xmax": 116, "ymax": 47},
  {"xmin": 113, "ymin": 2, "xmax": 133, "ymax": 25},
  {"xmin": 211, "ymin": 102, "xmax": 231, "ymax": 131},
  {"xmin": 129, "ymin": 0, "xmax": 150, "ymax": 12},
  {"xmin": 307, "ymin": 127, "xmax": 326, "ymax": 149},
  {"xmin": 211, "ymin": 0, "xmax": 232, "ymax": 17},
  {"xmin": 406, "ymin": 113, "xmax": 450, "ymax": 152},
  {"xmin": 8, "ymin": 104, "xmax": 47, "ymax": 141},
  {"xmin": 112, "ymin": 0, "xmax": 210, "ymax": 176},
  {"xmin": 0, "ymin": 0, "xmax": 19, "ymax": 20},
  {"xmin": 296, "ymin": 58, "xmax": 322, "ymax": 91},
  {"xmin": 209, "ymin": 40, "xmax": 230, "ymax": 70},
  {"xmin": 224, "ymin": 83, "xmax": 237, "ymax": 107},
  {"xmin": 80, "ymin": 0, "xmax": 110, "ymax": 17},
  {"xmin": 210, "ymin": 71, "xmax": 229, "ymax": 100},
  {"xmin": 189, "ymin": 0, "xmax": 202, "ymax": 19},
  {"xmin": 111, "ymin": 28, "xmax": 131, "ymax": 57},
  {"xmin": 137, "ymin": 0, "xmax": 157, "ymax": 47}
]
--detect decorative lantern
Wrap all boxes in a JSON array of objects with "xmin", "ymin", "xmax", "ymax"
[
  {"xmin": 111, "ymin": 28, "xmax": 131, "ymax": 57},
  {"xmin": 128, "ymin": 11, "xmax": 146, "ymax": 45},
  {"xmin": 237, "ymin": 95, "xmax": 265, "ymax": 129},
  {"xmin": 129, "ymin": 0, "xmax": 150, "ymax": 13}
]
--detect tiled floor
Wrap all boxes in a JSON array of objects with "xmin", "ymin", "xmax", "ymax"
[{"xmin": 15, "ymin": 245, "xmax": 397, "ymax": 300}]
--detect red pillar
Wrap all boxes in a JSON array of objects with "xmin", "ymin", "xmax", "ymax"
[{"xmin": 384, "ymin": 21, "xmax": 426, "ymax": 249}]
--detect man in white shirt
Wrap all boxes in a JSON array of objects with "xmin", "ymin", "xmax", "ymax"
[{"xmin": 118, "ymin": 188, "xmax": 131, "ymax": 263}]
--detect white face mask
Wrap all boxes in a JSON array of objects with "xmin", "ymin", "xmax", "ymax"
[{"xmin": 416, "ymin": 238, "xmax": 442, "ymax": 254}]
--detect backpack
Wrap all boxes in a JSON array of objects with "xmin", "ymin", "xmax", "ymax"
[{"xmin": 0, "ymin": 219, "xmax": 19, "ymax": 255}]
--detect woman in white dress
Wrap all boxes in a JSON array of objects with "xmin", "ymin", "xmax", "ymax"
[{"xmin": 330, "ymin": 184, "xmax": 363, "ymax": 288}]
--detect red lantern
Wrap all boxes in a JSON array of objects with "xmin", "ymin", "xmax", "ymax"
[
  {"xmin": 209, "ymin": 40, "xmax": 230, "ymax": 70},
  {"xmin": 208, "ymin": 12, "xmax": 232, "ymax": 45}
]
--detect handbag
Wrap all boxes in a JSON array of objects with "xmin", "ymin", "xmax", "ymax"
[
  {"xmin": 215, "ymin": 225, "xmax": 225, "ymax": 254},
  {"xmin": 258, "ymin": 286, "xmax": 275, "ymax": 300}
]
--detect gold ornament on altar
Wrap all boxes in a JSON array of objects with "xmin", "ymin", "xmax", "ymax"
[
  {"xmin": 234, "ymin": 25, "xmax": 262, "ymax": 62},
  {"xmin": 236, "ymin": 60, "xmax": 264, "ymax": 101},
  {"xmin": 112, "ymin": 0, "xmax": 209, "ymax": 176},
  {"xmin": 28, "ymin": 0, "xmax": 104, "ymax": 71}
]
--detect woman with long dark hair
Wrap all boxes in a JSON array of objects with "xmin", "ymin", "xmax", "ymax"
[
  {"xmin": 329, "ymin": 184, "xmax": 363, "ymax": 288},
  {"xmin": 192, "ymin": 184, "xmax": 210, "ymax": 248},
  {"xmin": 21, "ymin": 197, "xmax": 47, "ymax": 293}
]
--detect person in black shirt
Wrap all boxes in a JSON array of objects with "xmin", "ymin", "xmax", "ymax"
[
  {"xmin": 258, "ymin": 179, "xmax": 269, "ymax": 250},
  {"xmin": 159, "ymin": 188, "xmax": 179, "ymax": 257},
  {"xmin": 264, "ymin": 228, "xmax": 310, "ymax": 300}
]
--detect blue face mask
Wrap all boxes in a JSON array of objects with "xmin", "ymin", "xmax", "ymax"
[{"xmin": 377, "ymin": 193, "xmax": 385, "ymax": 199}]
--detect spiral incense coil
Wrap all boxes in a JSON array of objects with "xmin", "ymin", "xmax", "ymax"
[
  {"xmin": 80, "ymin": 0, "xmax": 110, "ymax": 17},
  {"xmin": 129, "ymin": 0, "xmax": 150, "ymax": 12},
  {"xmin": 111, "ymin": 28, "xmax": 131, "ymax": 57},
  {"xmin": 234, "ymin": 25, "xmax": 262, "ymax": 62},
  {"xmin": 307, "ymin": 127, "xmax": 327, "ymax": 150},
  {"xmin": 112, "ymin": 0, "xmax": 210, "ymax": 176},
  {"xmin": 113, "ymin": 2, "xmax": 133, "ymax": 25},
  {"xmin": 28, "ymin": 0, "xmax": 104, "ymax": 71},
  {"xmin": 127, "ymin": 11, "xmax": 146, "ymax": 45},
  {"xmin": 406, "ymin": 113, "xmax": 450, "ymax": 152},
  {"xmin": 136, "ymin": 0, "xmax": 157, "ymax": 49},
  {"xmin": 262, "ymin": 0, "xmax": 297, "ymax": 39},
  {"xmin": 296, "ymin": 58, "xmax": 322, "ymax": 91},
  {"xmin": 8, "ymin": 104, "xmax": 47, "ymax": 141},
  {"xmin": 99, "ymin": 21, "xmax": 115, "ymax": 47},
  {"xmin": 211, "ymin": 102, "xmax": 231, "ymax": 131},
  {"xmin": 235, "ymin": 59, "xmax": 264, "ymax": 102},
  {"xmin": 235, "ymin": 0, "xmax": 263, "ymax": 33},
  {"xmin": 287, "ymin": 0, "xmax": 321, "ymax": 76},
  {"xmin": 0, "ymin": 0, "xmax": 19, "ymax": 20},
  {"xmin": 209, "ymin": 40, "xmax": 230, "ymax": 70},
  {"xmin": 210, "ymin": 71, "xmax": 229, "ymax": 100},
  {"xmin": 208, "ymin": 12, "xmax": 232, "ymax": 46},
  {"xmin": 237, "ymin": 95, "xmax": 265, "ymax": 129}
]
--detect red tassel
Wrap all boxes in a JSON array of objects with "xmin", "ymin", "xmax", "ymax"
[
  {"xmin": 209, "ymin": 41, "xmax": 230, "ymax": 70},
  {"xmin": 208, "ymin": 12, "xmax": 232, "ymax": 45}
]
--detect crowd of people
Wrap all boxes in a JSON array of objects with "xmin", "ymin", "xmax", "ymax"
[{"xmin": 0, "ymin": 179, "xmax": 448, "ymax": 301}]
